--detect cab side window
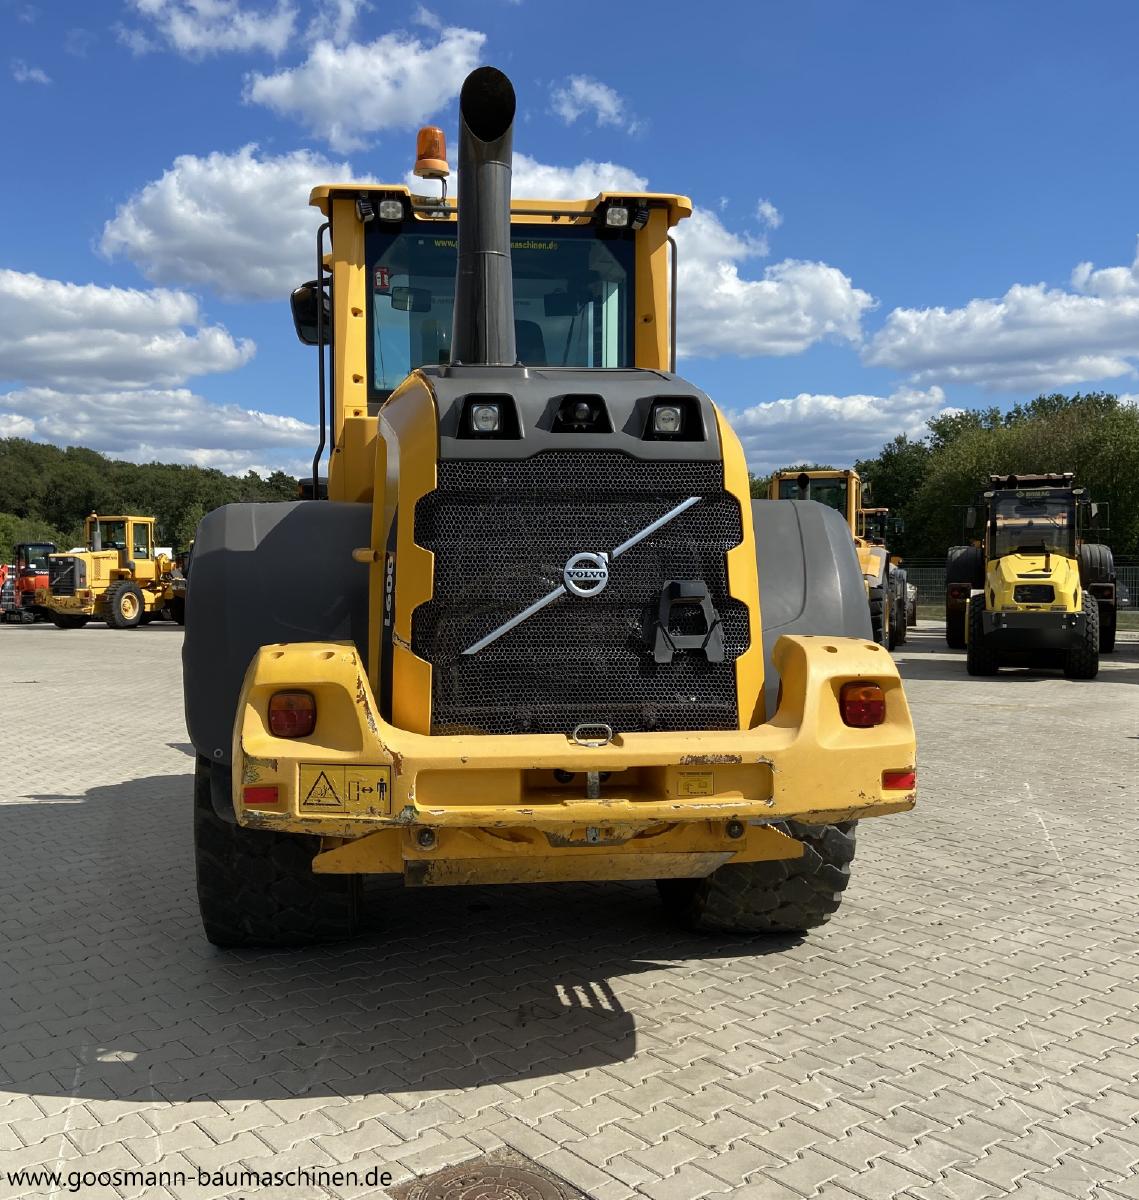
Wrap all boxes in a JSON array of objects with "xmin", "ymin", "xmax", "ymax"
[{"xmin": 132, "ymin": 524, "xmax": 151, "ymax": 559}]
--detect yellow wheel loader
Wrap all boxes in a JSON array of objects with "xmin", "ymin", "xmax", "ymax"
[
  {"xmin": 961, "ymin": 473, "xmax": 1111, "ymax": 678},
  {"xmin": 183, "ymin": 68, "xmax": 916, "ymax": 948},
  {"xmin": 767, "ymin": 470, "xmax": 908, "ymax": 650},
  {"xmin": 40, "ymin": 514, "xmax": 179, "ymax": 629}
]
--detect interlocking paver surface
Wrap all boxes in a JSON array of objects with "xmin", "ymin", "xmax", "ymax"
[{"xmin": 0, "ymin": 623, "xmax": 1136, "ymax": 1199}]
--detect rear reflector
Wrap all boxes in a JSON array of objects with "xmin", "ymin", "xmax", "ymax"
[
  {"xmin": 268, "ymin": 690, "xmax": 316, "ymax": 738},
  {"xmin": 839, "ymin": 682, "xmax": 886, "ymax": 727},
  {"xmin": 243, "ymin": 785, "xmax": 280, "ymax": 807},
  {"xmin": 883, "ymin": 769, "xmax": 916, "ymax": 791}
]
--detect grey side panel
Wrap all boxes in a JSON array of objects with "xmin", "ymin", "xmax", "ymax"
[
  {"xmin": 752, "ymin": 500, "xmax": 872, "ymax": 719},
  {"xmin": 183, "ymin": 502, "xmax": 372, "ymax": 765}
]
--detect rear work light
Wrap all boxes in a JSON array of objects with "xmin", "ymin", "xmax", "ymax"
[
  {"xmin": 839, "ymin": 682, "xmax": 886, "ymax": 727},
  {"xmin": 268, "ymin": 690, "xmax": 316, "ymax": 738},
  {"xmin": 882, "ymin": 769, "xmax": 916, "ymax": 791}
]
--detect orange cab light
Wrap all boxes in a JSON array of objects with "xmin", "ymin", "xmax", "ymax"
[
  {"xmin": 414, "ymin": 125, "xmax": 449, "ymax": 179},
  {"xmin": 839, "ymin": 681, "xmax": 886, "ymax": 728},
  {"xmin": 243, "ymin": 785, "xmax": 280, "ymax": 807},
  {"xmin": 883, "ymin": 769, "xmax": 916, "ymax": 791},
  {"xmin": 268, "ymin": 690, "xmax": 316, "ymax": 738}
]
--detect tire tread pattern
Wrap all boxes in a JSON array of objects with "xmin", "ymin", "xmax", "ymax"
[
  {"xmin": 659, "ymin": 821, "xmax": 857, "ymax": 934},
  {"xmin": 194, "ymin": 758, "xmax": 360, "ymax": 947}
]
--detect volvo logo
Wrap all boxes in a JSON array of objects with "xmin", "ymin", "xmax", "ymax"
[{"xmin": 563, "ymin": 551, "xmax": 609, "ymax": 598}]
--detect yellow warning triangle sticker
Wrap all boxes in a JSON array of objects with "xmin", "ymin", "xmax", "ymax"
[{"xmin": 304, "ymin": 770, "xmax": 343, "ymax": 809}]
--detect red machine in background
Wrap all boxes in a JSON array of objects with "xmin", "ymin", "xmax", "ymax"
[{"xmin": 1, "ymin": 542, "xmax": 56, "ymax": 622}]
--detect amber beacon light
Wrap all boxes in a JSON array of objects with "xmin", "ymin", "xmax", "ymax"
[{"xmin": 414, "ymin": 126, "xmax": 449, "ymax": 179}]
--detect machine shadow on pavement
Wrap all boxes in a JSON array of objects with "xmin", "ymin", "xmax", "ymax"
[{"xmin": 1, "ymin": 774, "xmax": 801, "ymax": 1107}]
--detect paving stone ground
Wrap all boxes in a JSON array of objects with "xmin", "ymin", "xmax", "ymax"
[{"xmin": 0, "ymin": 622, "xmax": 1136, "ymax": 1200}]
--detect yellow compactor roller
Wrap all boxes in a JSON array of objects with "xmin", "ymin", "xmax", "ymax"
[{"xmin": 182, "ymin": 68, "xmax": 917, "ymax": 947}]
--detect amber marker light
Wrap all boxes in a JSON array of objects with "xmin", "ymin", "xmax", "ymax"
[
  {"xmin": 839, "ymin": 681, "xmax": 886, "ymax": 727},
  {"xmin": 415, "ymin": 126, "xmax": 449, "ymax": 179},
  {"xmin": 268, "ymin": 691, "xmax": 316, "ymax": 738}
]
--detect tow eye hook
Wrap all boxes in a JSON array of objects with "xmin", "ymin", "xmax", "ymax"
[{"xmin": 570, "ymin": 723, "xmax": 613, "ymax": 798}]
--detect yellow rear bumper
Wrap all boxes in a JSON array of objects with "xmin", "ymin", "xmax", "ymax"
[{"xmin": 231, "ymin": 635, "xmax": 916, "ymax": 881}]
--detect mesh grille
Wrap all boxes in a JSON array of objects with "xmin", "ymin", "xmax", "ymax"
[
  {"xmin": 48, "ymin": 558, "xmax": 76, "ymax": 596},
  {"xmin": 413, "ymin": 453, "xmax": 747, "ymax": 735}
]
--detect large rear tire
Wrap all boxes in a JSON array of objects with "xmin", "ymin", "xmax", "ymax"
[
  {"xmin": 966, "ymin": 601, "xmax": 999, "ymax": 676},
  {"xmin": 50, "ymin": 613, "xmax": 89, "ymax": 629},
  {"xmin": 659, "ymin": 822, "xmax": 857, "ymax": 934},
  {"xmin": 194, "ymin": 757, "xmax": 361, "ymax": 948},
  {"xmin": 1064, "ymin": 593, "xmax": 1100, "ymax": 680},
  {"xmin": 1099, "ymin": 603, "xmax": 1116, "ymax": 654},
  {"xmin": 106, "ymin": 580, "xmax": 144, "ymax": 629},
  {"xmin": 946, "ymin": 546, "xmax": 983, "ymax": 649},
  {"xmin": 869, "ymin": 586, "xmax": 888, "ymax": 647}
]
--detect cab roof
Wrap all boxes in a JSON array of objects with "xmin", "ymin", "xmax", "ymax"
[{"xmin": 309, "ymin": 184, "xmax": 693, "ymax": 227}]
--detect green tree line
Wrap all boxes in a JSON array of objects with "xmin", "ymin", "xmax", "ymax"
[
  {"xmin": 751, "ymin": 393, "xmax": 1139, "ymax": 559},
  {"xmin": 0, "ymin": 439, "xmax": 297, "ymax": 556}
]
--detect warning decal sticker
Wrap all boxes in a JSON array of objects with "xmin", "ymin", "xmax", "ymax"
[
  {"xmin": 676, "ymin": 770, "xmax": 714, "ymax": 798},
  {"xmin": 300, "ymin": 765, "xmax": 393, "ymax": 815}
]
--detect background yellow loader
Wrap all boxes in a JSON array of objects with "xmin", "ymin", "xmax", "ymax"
[
  {"xmin": 768, "ymin": 470, "xmax": 908, "ymax": 649},
  {"xmin": 40, "ymin": 514, "xmax": 180, "ymax": 629}
]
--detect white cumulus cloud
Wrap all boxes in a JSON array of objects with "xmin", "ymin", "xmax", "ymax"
[
  {"xmin": 865, "ymin": 280, "xmax": 1139, "ymax": 392},
  {"xmin": 245, "ymin": 24, "xmax": 485, "ymax": 151},
  {"xmin": 100, "ymin": 144, "xmax": 872, "ymax": 361},
  {"xmin": 1071, "ymin": 237, "xmax": 1139, "ymax": 299},
  {"xmin": 551, "ymin": 76, "xmax": 638, "ymax": 134},
  {"xmin": 675, "ymin": 209, "xmax": 875, "ymax": 358},
  {"xmin": 0, "ymin": 269, "xmax": 253, "ymax": 390},
  {"xmin": 727, "ymin": 386, "xmax": 949, "ymax": 473},
  {"xmin": 100, "ymin": 145, "xmax": 367, "ymax": 302},
  {"xmin": 120, "ymin": 0, "xmax": 297, "ymax": 57},
  {"xmin": 0, "ymin": 386, "xmax": 315, "ymax": 474},
  {"xmin": 11, "ymin": 59, "xmax": 51, "ymax": 84},
  {"xmin": 307, "ymin": 0, "xmax": 368, "ymax": 45}
]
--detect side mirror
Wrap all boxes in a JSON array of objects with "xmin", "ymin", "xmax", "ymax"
[
  {"xmin": 290, "ymin": 281, "xmax": 330, "ymax": 346},
  {"xmin": 391, "ymin": 286, "xmax": 432, "ymax": 313},
  {"xmin": 965, "ymin": 506, "xmax": 977, "ymax": 529}
]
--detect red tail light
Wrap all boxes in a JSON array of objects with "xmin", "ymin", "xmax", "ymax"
[
  {"xmin": 840, "ymin": 682, "xmax": 886, "ymax": 727},
  {"xmin": 268, "ymin": 690, "xmax": 316, "ymax": 737},
  {"xmin": 883, "ymin": 769, "xmax": 916, "ymax": 791},
  {"xmin": 948, "ymin": 584, "xmax": 969, "ymax": 600},
  {"xmin": 243, "ymin": 785, "xmax": 280, "ymax": 807}
]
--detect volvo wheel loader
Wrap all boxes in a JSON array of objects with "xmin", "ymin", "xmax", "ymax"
[
  {"xmin": 767, "ymin": 470, "xmax": 908, "ymax": 649},
  {"xmin": 40, "ymin": 514, "xmax": 178, "ymax": 628},
  {"xmin": 183, "ymin": 68, "xmax": 916, "ymax": 948},
  {"xmin": 955, "ymin": 473, "xmax": 1112, "ymax": 677}
]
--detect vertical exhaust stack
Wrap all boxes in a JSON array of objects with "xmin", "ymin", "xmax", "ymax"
[{"xmin": 451, "ymin": 67, "xmax": 517, "ymax": 366}]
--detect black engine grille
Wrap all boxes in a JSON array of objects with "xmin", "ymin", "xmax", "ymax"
[
  {"xmin": 412, "ymin": 453, "xmax": 748, "ymax": 735},
  {"xmin": 48, "ymin": 557, "xmax": 76, "ymax": 596},
  {"xmin": 1014, "ymin": 584, "xmax": 1055, "ymax": 603}
]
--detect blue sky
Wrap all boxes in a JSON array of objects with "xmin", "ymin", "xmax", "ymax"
[{"xmin": 3, "ymin": 0, "xmax": 1139, "ymax": 475}]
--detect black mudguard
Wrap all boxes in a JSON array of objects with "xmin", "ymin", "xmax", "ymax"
[
  {"xmin": 752, "ymin": 500, "xmax": 873, "ymax": 720},
  {"xmin": 183, "ymin": 502, "xmax": 372, "ymax": 767}
]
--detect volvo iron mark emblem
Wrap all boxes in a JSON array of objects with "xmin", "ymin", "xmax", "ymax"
[
  {"xmin": 563, "ymin": 551, "xmax": 609, "ymax": 598},
  {"xmin": 462, "ymin": 495, "xmax": 702, "ymax": 656}
]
